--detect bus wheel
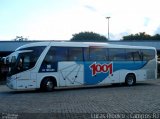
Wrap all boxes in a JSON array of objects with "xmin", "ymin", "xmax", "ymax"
[
  {"xmin": 41, "ymin": 77, "xmax": 55, "ymax": 92},
  {"xmin": 125, "ymin": 74, "xmax": 136, "ymax": 86}
]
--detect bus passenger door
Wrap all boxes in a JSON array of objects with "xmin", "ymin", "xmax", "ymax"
[{"xmin": 15, "ymin": 54, "xmax": 37, "ymax": 89}]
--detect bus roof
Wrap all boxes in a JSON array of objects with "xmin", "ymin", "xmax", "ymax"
[
  {"xmin": 15, "ymin": 42, "xmax": 50, "ymax": 51},
  {"xmin": 16, "ymin": 41, "xmax": 156, "ymax": 51}
]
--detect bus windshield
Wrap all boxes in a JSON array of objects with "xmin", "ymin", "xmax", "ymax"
[{"xmin": 8, "ymin": 46, "xmax": 45, "ymax": 76}]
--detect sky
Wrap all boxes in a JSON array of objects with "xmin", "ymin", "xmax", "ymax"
[{"xmin": 0, "ymin": 0, "xmax": 160, "ymax": 41}]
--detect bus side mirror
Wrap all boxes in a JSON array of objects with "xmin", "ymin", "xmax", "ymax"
[{"xmin": 2, "ymin": 57, "xmax": 6, "ymax": 64}]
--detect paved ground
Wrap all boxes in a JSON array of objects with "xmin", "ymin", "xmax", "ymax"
[{"xmin": 0, "ymin": 79, "xmax": 160, "ymax": 119}]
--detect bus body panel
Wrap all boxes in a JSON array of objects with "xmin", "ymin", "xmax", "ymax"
[
  {"xmin": 16, "ymin": 71, "xmax": 35, "ymax": 89},
  {"xmin": 7, "ymin": 72, "xmax": 37, "ymax": 90},
  {"xmin": 6, "ymin": 41, "xmax": 157, "ymax": 90},
  {"xmin": 58, "ymin": 62, "xmax": 84, "ymax": 86}
]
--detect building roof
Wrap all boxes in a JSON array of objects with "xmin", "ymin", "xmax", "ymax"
[
  {"xmin": 0, "ymin": 41, "xmax": 41, "ymax": 52},
  {"xmin": 0, "ymin": 40, "xmax": 160, "ymax": 52}
]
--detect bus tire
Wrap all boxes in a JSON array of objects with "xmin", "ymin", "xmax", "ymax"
[
  {"xmin": 125, "ymin": 74, "xmax": 136, "ymax": 86},
  {"xmin": 40, "ymin": 77, "xmax": 56, "ymax": 92}
]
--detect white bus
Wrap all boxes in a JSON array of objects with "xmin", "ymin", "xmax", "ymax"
[{"xmin": 6, "ymin": 41, "xmax": 157, "ymax": 91}]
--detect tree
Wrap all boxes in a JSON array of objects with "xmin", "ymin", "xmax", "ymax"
[
  {"xmin": 70, "ymin": 31, "xmax": 108, "ymax": 42},
  {"xmin": 13, "ymin": 36, "xmax": 28, "ymax": 41},
  {"xmin": 122, "ymin": 32, "xmax": 160, "ymax": 41},
  {"xmin": 122, "ymin": 32, "xmax": 151, "ymax": 41},
  {"xmin": 152, "ymin": 34, "xmax": 160, "ymax": 40}
]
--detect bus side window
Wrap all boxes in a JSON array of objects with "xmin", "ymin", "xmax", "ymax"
[
  {"xmin": 43, "ymin": 47, "xmax": 68, "ymax": 63},
  {"xmin": 84, "ymin": 48, "xmax": 89, "ymax": 61},
  {"xmin": 68, "ymin": 47, "xmax": 83, "ymax": 61},
  {"xmin": 126, "ymin": 51, "xmax": 133, "ymax": 61},
  {"xmin": 133, "ymin": 51, "xmax": 141, "ymax": 61},
  {"xmin": 141, "ymin": 49, "xmax": 155, "ymax": 61},
  {"xmin": 43, "ymin": 47, "xmax": 55, "ymax": 64},
  {"xmin": 89, "ymin": 48, "xmax": 108, "ymax": 61},
  {"xmin": 45, "ymin": 55, "xmax": 54, "ymax": 64},
  {"xmin": 126, "ymin": 49, "xmax": 141, "ymax": 61},
  {"xmin": 55, "ymin": 47, "xmax": 68, "ymax": 61},
  {"xmin": 109, "ymin": 48, "xmax": 126, "ymax": 61}
]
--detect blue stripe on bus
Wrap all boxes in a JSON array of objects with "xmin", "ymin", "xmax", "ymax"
[{"xmin": 84, "ymin": 61, "xmax": 147, "ymax": 85}]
